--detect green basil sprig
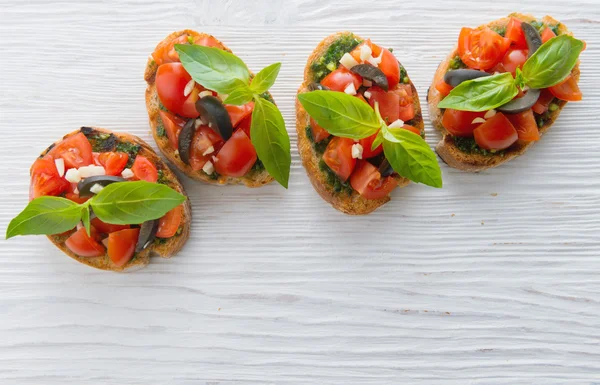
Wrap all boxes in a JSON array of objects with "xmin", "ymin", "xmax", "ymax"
[
  {"xmin": 298, "ymin": 91, "xmax": 442, "ymax": 188},
  {"xmin": 175, "ymin": 44, "xmax": 291, "ymax": 188},
  {"xmin": 438, "ymin": 34, "xmax": 584, "ymax": 112},
  {"xmin": 6, "ymin": 181, "xmax": 186, "ymax": 239}
]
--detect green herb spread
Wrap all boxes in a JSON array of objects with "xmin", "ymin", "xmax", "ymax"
[
  {"xmin": 453, "ymin": 136, "xmax": 505, "ymax": 156},
  {"xmin": 310, "ymin": 34, "xmax": 362, "ymax": 82},
  {"xmin": 491, "ymin": 25, "xmax": 507, "ymax": 37},
  {"xmin": 449, "ymin": 56, "xmax": 466, "ymax": 70},
  {"xmin": 115, "ymin": 142, "xmax": 141, "ymax": 167},
  {"xmin": 305, "ymin": 126, "xmax": 353, "ymax": 195}
]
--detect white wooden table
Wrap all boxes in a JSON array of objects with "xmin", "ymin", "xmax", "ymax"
[{"xmin": 1, "ymin": 1, "xmax": 599, "ymax": 383}]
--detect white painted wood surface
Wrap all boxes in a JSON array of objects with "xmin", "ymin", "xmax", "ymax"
[{"xmin": 1, "ymin": 0, "xmax": 599, "ymax": 383}]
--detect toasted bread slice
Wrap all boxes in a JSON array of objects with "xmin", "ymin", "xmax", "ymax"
[
  {"xmin": 428, "ymin": 13, "xmax": 578, "ymax": 172},
  {"xmin": 144, "ymin": 30, "xmax": 274, "ymax": 187},
  {"xmin": 40, "ymin": 127, "xmax": 191, "ymax": 272},
  {"xmin": 296, "ymin": 32, "xmax": 423, "ymax": 215}
]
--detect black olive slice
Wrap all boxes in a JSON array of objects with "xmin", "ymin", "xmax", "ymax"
[
  {"xmin": 77, "ymin": 175, "xmax": 126, "ymax": 197},
  {"xmin": 307, "ymin": 82, "xmax": 330, "ymax": 91},
  {"xmin": 443, "ymin": 69, "xmax": 490, "ymax": 87},
  {"xmin": 178, "ymin": 118, "xmax": 196, "ymax": 165},
  {"xmin": 350, "ymin": 64, "xmax": 388, "ymax": 91},
  {"xmin": 135, "ymin": 220, "xmax": 158, "ymax": 252},
  {"xmin": 195, "ymin": 96, "xmax": 233, "ymax": 141},
  {"xmin": 522, "ymin": 22, "xmax": 542, "ymax": 57},
  {"xmin": 497, "ymin": 88, "xmax": 541, "ymax": 114},
  {"xmin": 378, "ymin": 159, "xmax": 395, "ymax": 177}
]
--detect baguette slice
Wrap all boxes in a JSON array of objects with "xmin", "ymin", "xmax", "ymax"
[
  {"xmin": 41, "ymin": 127, "xmax": 191, "ymax": 272},
  {"xmin": 428, "ymin": 13, "xmax": 578, "ymax": 172},
  {"xmin": 144, "ymin": 29, "xmax": 274, "ymax": 187},
  {"xmin": 296, "ymin": 32, "xmax": 423, "ymax": 215}
]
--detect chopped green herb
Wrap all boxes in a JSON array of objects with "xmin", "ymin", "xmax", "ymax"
[
  {"xmin": 157, "ymin": 169, "xmax": 169, "ymax": 185},
  {"xmin": 156, "ymin": 123, "xmax": 166, "ymax": 137},
  {"xmin": 158, "ymin": 101, "xmax": 169, "ymax": 112},
  {"xmin": 550, "ymin": 23, "xmax": 561, "ymax": 36},
  {"xmin": 208, "ymin": 171, "xmax": 219, "ymax": 180},
  {"xmin": 115, "ymin": 141, "xmax": 141, "ymax": 167},
  {"xmin": 258, "ymin": 91, "xmax": 275, "ymax": 104},
  {"xmin": 90, "ymin": 133, "xmax": 117, "ymax": 152},
  {"xmin": 453, "ymin": 136, "xmax": 505, "ymax": 156},
  {"xmin": 491, "ymin": 25, "xmax": 506, "ymax": 37},
  {"xmin": 176, "ymin": 227, "xmax": 183, "ymax": 235},
  {"xmin": 449, "ymin": 56, "xmax": 466, "ymax": 70},
  {"xmin": 187, "ymin": 35, "xmax": 194, "ymax": 44},
  {"xmin": 388, "ymin": 48, "xmax": 394, "ymax": 53},
  {"xmin": 310, "ymin": 33, "xmax": 362, "ymax": 82},
  {"xmin": 319, "ymin": 159, "xmax": 353, "ymax": 195},
  {"xmin": 399, "ymin": 65, "xmax": 409, "ymax": 84},
  {"xmin": 251, "ymin": 158, "xmax": 265, "ymax": 173},
  {"xmin": 548, "ymin": 103, "xmax": 559, "ymax": 112},
  {"xmin": 305, "ymin": 125, "xmax": 331, "ymax": 154},
  {"xmin": 529, "ymin": 20, "xmax": 546, "ymax": 33}
]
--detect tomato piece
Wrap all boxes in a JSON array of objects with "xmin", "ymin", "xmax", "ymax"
[
  {"xmin": 310, "ymin": 117, "xmax": 330, "ymax": 143},
  {"xmin": 549, "ymin": 75, "xmax": 582, "ymax": 101},
  {"xmin": 402, "ymin": 125, "xmax": 422, "ymax": 135},
  {"xmin": 65, "ymin": 227, "xmax": 105, "ymax": 257},
  {"xmin": 97, "ymin": 152, "xmax": 128, "ymax": 176},
  {"xmin": 368, "ymin": 86, "xmax": 399, "ymax": 123},
  {"xmin": 458, "ymin": 27, "xmax": 511, "ymax": 70},
  {"xmin": 155, "ymin": 62, "xmax": 200, "ymax": 118},
  {"xmin": 532, "ymin": 89, "xmax": 555, "ymax": 114},
  {"xmin": 64, "ymin": 183, "xmax": 89, "ymax": 204},
  {"xmin": 501, "ymin": 48, "xmax": 528, "ymax": 76},
  {"xmin": 505, "ymin": 18, "xmax": 527, "ymax": 48},
  {"xmin": 29, "ymin": 158, "xmax": 70, "ymax": 200},
  {"xmin": 236, "ymin": 113, "xmax": 253, "ymax": 138},
  {"xmin": 473, "ymin": 112, "xmax": 518, "ymax": 150},
  {"xmin": 541, "ymin": 28, "xmax": 556, "ymax": 44},
  {"xmin": 131, "ymin": 155, "xmax": 158, "ymax": 183},
  {"xmin": 47, "ymin": 132, "xmax": 94, "ymax": 170},
  {"xmin": 506, "ymin": 109, "xmax": 540, "ymax": 142},
  {"xmin": 156, "ymin": 205, "xmax": 183, "ymax": 238},
  {"xmin": 214, "ymin": 130, "xmax": 257, "ymax": 177},
  {"xmin": 108, "ymin": 228, "xmax": 140, "ymax": 267},
  {"xmin": 192, "ymin": 35, "xmax": 224, "ymax": 49},
  {"xmin": 158, "ymin": 110, "xmax": 186, "ymax": 149},
  {"xmin": 151, "ymin": 34, "xmax": 189, "ymax": 66},
  {"xmin": 225, "ymin": 102, "xmax": 254, "ymax": 128},
  {"xmin": 90, "ymin": 217, "xmax": 130, "ymax": 234},
  {"xmin": 442, "ymin": 109, "xmax": 486, "ymax": 137},
  {"xmin": 359, "ymin": 131, "xmax": 383, "ymax": 158},
  {"xmin": 350, "ymin": 39, "xmax": 383, "ymax": 63},
  {"xmin": 189, "ymin": 125, "xmax": 224, "ymax": 171},
  {"xmin": 435, "ymin": 80, "xmax": 454, "ymax": 97},
  {"xmin": 394, "ymin": 84, "xmax": 415, "ymax": 122},
  {"xmin": 322, "ymin": 137, "xmax": 356, "ymax": 182},
  {"xmin": 379, "ymin": 49, "xmax": 400, "ymax": 89},
  {"xmin": 350, "ymin": 160, "xmax": 398, "ymax": 200},
  {"xmin": 321, "ymin": 68, "xmax": 362, "ymax": 92}
]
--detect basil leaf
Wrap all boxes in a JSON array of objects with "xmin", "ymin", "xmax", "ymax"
[
  {"xmin": 250, "ymin": 63, "xmax": 281, "ymax": 94},
  {"xmin": 175, "ymin": 44, "xmax": 251, "ymax": 93},
  {"xmin": 437, "ymin": 73, "xmax": 519, "ymax": 112},
  {"xmin": 522, "ymin": 35, "xmax": 585, "ymax": 88},
  {"xmin": 298, "ymin": 91, "xmax": 380, "ymax": 140},
  {"xmin": 81, "ymin": 205, "xmax": 91, "ymax": 236},
  {"xmin": 372, "ymin": 130, "xmax": 384, "ymax": 151},
  {"xmin": 381, "ymin": 127, "xmax": 442, "ymax": 188},
  {"xmin": 90, "ymin": 181, "xmax": 186, "ymax": 225},
  {"xmin": 6, "ymin": 197, "xmax": 82, "ymax": 239},
  {"xmin": 223, "ymin": 84, "xmax": 254, "ymax": 106},
  {"xmin": 251, "ymin": 97, "xmax": 291, "ymax": 188}
]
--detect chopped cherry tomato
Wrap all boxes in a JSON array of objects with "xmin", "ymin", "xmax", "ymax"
[
  {"xmin": 158, "ymin": 110, "xmax": 186, "ymax": 149},
  {"xmin": 64, "ymin": 183, "xmax": 89, "ymax": 204},
  {"xmin": 65, "ymin": 227, "xmax": 105, "ymax": 257},
  {"xmin": 359, "ymin": 131, "xmax": 383, "ymax": 158},
  {"xmin": 192, "ymin": 35, "xmax": 224, "ymax": 49},
  {"xmin": 473, "ymin": 112, "xmax": 518, "ymax": 150},
  {"xmin": 90, "ymin": 217, "xmax": 130, "ymax": 234},
  {"xmin": 47, "ymin": 132, "xmax": 94, "ymax": 170},
  {"xmin": 350, "ymin": 40, "xmax": 382, "ymax": 63},
  {"xmin": 379, "ymin": 49, "xmax": 400, "ymax": 89},
  {"xmin": 368, "ymin": 86, "xmax": 399, "ymax": 123},
  {"xmin": 532, "ymin": 89, "xmax": 555, "ymax": 114},
  {"xmin": 322, "ymin": 137, "xmax": 356, "ymax": 182},
  {"xmin": 155, "ymin": 62, "xmax": 201, "ymax": 118},
  {"xmin": 505, "ymin": 18, "xmax": 527, "ymax": 48},
  {"xmin": 435, "ymin": 80, "xmax": 454, "ymax": 97},
  {"xmin": 151, "ymin": 34, "xmax": 190, "ymax": 66},
  {"xmin": 350, "ymin": 160, "xmax": 398, "ymax": 200},
  {"xmin": 214, "ymin": 130, "xmax": 257, "ymax": 177},
  {"xmin": 506, "ymin": 109, "xmax": 540, "ymax": 142},
  {"xmin": 225, "ymin": 102, "xmax": 254, "ymax": 128},
  {"xmin": 189, "ymin": 125, "xmax": 224, "ymax": 171},
  {"xmin": 321, "ymin": 68, "xmax": 362, "ymax": 92},
  {"xmin": 501, "ymin": 48, "xmax": 528, "ymax": 76},
  {"xmin": 97, "ymin": 152, "xmax": 128, "ymax": 176},
  {"xmin": 236, "ymin": 113, "xmax": 253, "ymax": 138},
  {"xmin": 394, "ymin": 84, "xmax": 415, "ymax": 122},
  {"xmin": 29, "ymin": 158, "xmax": 70, "ymax": 200},
  {"xmin": 402, "ymin": 125, "xmax": 422, "ymax": 135},
  {"xmin": 458, "ymin": 27, "xmax": 511, "ymax": 70},
  {"xmin": 310, "ymin": 117, "xmax": 330, "ymax": 143},
  {"xmin": 131, "ymin": 155, "xmax": 158, "ymax": 183},
  {"xmin": 108, "ymin": 228, "xmax": 140, "ymax": 267},
  {"xmin": 156, "ymin": 205, "xmax": 183, "ymax": 238},
  {"xmin": 541, "ymin": 28, "xmax": 556, "ymax": 44},
  {"xmin": 549, "ymin": 75, "xmax": 582, "ymax": 101},
  {"xmin": 442, "ymin": 109, "xmax": 486, "ymax": 137}
]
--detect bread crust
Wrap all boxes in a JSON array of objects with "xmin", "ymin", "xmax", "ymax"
[
  {"xmin": 428, "ymin": 13, "xmax": 579, "ymax": 172},
  {"xmin": 296, "ymin": 32, "xmax": 423, "ymax": 215},
  {"xmin": 144, "ymin": 30, "xmax": 274, "ymax": 187},
  {"xmin": 40, "ymin": 127, "xmax": 191, "ymax": 272}
]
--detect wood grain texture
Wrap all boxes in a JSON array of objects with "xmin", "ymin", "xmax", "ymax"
[{"xmin": 1, "ymin": 0, "xmax": 599, "ymax": 384}]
